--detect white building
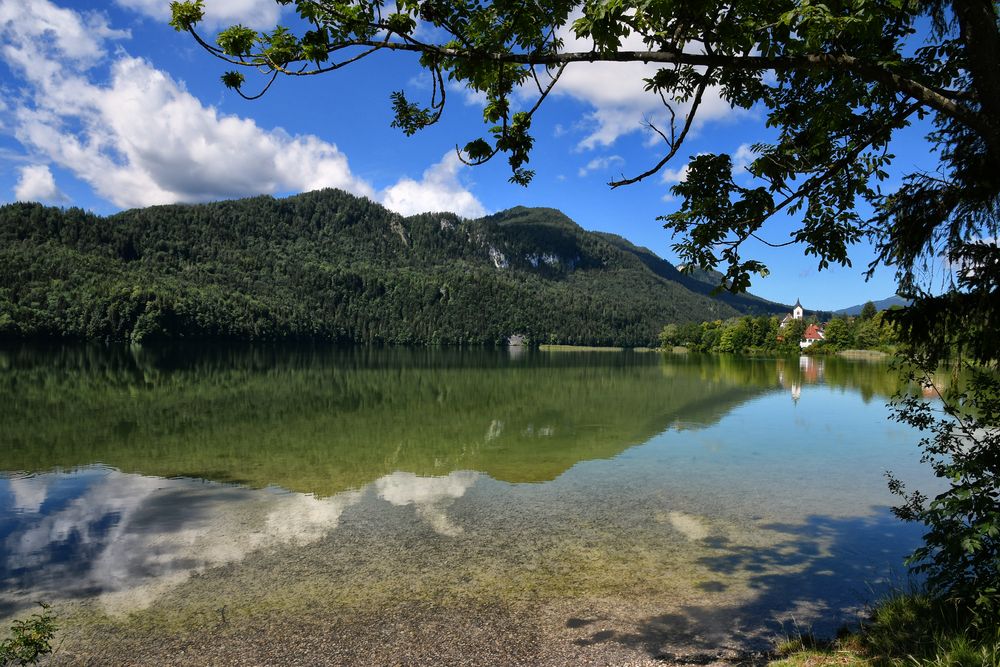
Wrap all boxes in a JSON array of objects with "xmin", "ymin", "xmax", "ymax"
[{"xmin": 780, "ymin": 299, "xmax": 805, "ymax": 328}]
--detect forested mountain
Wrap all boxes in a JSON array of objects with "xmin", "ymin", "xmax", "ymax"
[
  {"xmin": 0, "ymin": 190, "xmax": 787, "ymax": 346},
  {"xmin": 594, "ymin": 234, "xmax": 781, "ymax": 313}
]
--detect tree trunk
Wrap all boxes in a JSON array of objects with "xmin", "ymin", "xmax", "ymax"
[{"xmin": 953, "ymin": 0, "xmax": 1000, "ymax": 164}]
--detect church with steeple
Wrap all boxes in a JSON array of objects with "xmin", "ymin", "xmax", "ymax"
[
  {"xmin": 780, "ymin": 299, "xmax": 804, "ymax": 328},
  {"xmin": 778, "ymin": 299, "xmax": 827, "ymax": 348}
]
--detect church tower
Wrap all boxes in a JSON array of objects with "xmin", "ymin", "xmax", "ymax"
[{"xmin": 793, "ymin": 299, "xmax": 804, "ymax": 320}]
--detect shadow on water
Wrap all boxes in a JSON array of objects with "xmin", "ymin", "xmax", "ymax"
[{"xmin": 568, "ymin": 510, "xmax": 925, "ymax": 663}]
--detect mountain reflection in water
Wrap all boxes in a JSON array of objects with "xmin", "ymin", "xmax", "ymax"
[
  {"xmin": 0, "ymin": 345, "xmax": 903, "ymax": 496},
  {"xmin": 0, "ymin": 344, "xmax": 935, "ymax": 649}
]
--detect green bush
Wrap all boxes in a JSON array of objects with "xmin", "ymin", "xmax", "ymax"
[
  {"xmin": 771, "ymin": 589, "xmax": 1000, "ymax": 666},
  {"xmin": 0, "ymin": 604, "xmax": 57, "ymax": 666},
  {"xmin": 888, "ymin": 362, "xmax": 1000, "ymax": 622}
]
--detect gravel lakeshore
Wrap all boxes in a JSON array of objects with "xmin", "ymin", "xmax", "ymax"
[{"xmin": 48, "ymin": 598, "xmax": 777, "ymax": 666}]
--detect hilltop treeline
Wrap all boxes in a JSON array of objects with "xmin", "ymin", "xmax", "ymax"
[{"xmin": 0, "ymin": 190, "xmax": 784, "ymax": 346}]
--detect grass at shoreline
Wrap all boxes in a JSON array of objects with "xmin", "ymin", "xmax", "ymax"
[
  {"xmin": 771, "ymin": 591, "xmax": 1000, "ymax": 666},
  {"xmin": 836, "ymin": 349, "xmax": 890, "ymax": 361},
  {"xmin": 537, "ymin": 344, "xmax": 656, "ymax": 352},
  {"xmin": 538, "ymin": 344, "xmax": 624, "ymax": 351}
]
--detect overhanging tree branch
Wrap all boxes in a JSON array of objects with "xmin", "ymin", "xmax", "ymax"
[
  {"xmin": 608, "ymin": 68, "xmax": 714, "ymax": 189},
  {"xmin": 185, "ymin": 18, "xmax": 982, "ymax": 138}
]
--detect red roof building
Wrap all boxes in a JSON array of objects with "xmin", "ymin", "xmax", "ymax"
[{"xmin": 800, "ymin": 323, "xmax": 825, "ymax": 348}]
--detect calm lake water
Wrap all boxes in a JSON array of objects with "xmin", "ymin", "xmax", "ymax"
[{"xmin": 0, "ymin": 345, "xmax": 936, "ymax": 663}]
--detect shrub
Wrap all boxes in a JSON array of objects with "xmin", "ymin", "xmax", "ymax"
[
  {"xmin": 888, "ymin": 361, "xmax": 1000, "ymax": 622},
  {"xmin": 0, "ymin": 603, "xmax": 57, "ymax": 666}
]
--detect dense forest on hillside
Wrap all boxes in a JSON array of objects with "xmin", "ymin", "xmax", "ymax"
[{"xmin": 0, "ymin": 190, "xmax": 786, "ymax": 346}]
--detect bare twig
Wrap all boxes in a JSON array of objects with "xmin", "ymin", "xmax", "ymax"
[{"xmin": 609, "ymin": 68, "xmax": 714, "ymax": 188}]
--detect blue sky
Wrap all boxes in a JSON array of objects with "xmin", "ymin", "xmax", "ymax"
[{"xmin": 0, "ymin": 0, "xmax": 941, "ymax": 310}]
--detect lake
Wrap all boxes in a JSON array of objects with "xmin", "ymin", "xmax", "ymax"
[{"xmin": 0, "ymin": 345, "xmax": 935, "ymax": 665}]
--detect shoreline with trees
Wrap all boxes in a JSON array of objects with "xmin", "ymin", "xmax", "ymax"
[{"xmin": 659, "ymin": 301, "xmax": 899, "ymax": 357}]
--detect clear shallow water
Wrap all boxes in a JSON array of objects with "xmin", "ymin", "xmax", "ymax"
[{"xmin": 0, "ymin": 345, "xmax": 936, "ymax": 657}]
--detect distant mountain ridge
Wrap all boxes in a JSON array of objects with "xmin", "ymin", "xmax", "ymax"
[
  {"xmin": 0, "ymin": 189, "xmax": 788, "ymax": 346},
  {"xmin": 835, "ymin": 295, "xmax": 909, "ymax": 315}
]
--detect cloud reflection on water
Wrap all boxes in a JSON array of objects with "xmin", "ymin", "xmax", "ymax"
[
  {"xmin": 376, "ymin": 470, "xmax": 480, "ymax": 536},
  {"xmin": 0, "ymin": 467, "xmax": 477, "ymax": 616}
]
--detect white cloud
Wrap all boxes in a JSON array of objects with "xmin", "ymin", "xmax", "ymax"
[
  {"xmin": 660, "ymin": 163, "xmax": 691, "ymax": 184},
  {"xmin": 116, "ymin": 0, "xmax": 283, "ymax": 30},
  {"xmin": 447, "ymin": 79, "xmax": 488, "ymax": 107},
  {"xmin": 0, "ymin": 1, "xmax": 129, "ymax": 63},
  {"xmin": 2, "ymin": 0, "xmax": 486, "ymax": 218},
  {"xmin": 410, "ymin": 15, "xmax": 447, "ymax": 43},
  {"xmin": 732, "ymin": 142, "xmax": 756, "ymax": 174},
  {"xmin": 12, "ymin": 54, "xmax": 374, "ymax": 207},
  {"xmin": 660, "ymin": 154, "xmax": 702, "ymax": 202},
  {"xmin": 659, "ymin": 145, "xmax": 759, "ymax": 202},
  {"xmin": 2, "ymin": 0, "xmax": 375, "ymax": 209},
  {"xmin": 662, "ymin": 144, "xmax": 753, "ymax": 186},
  {"xmin": 14, "ymin": 164, "xmax": 66, "ymax": 203},
  {"xmin": 577, "ymin": 154, "xmax": 624, "ymax": 177},
  {"xmin": 380, "ymin": 152, "xmax": 486, "ymax": 218},
  {"xmin": 550, "ymin": 15, "xmax": 742, "ymax": 150},
  {"xmin": 411, "ymin": 72, "xmax": 486, "ymax": 108}
]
